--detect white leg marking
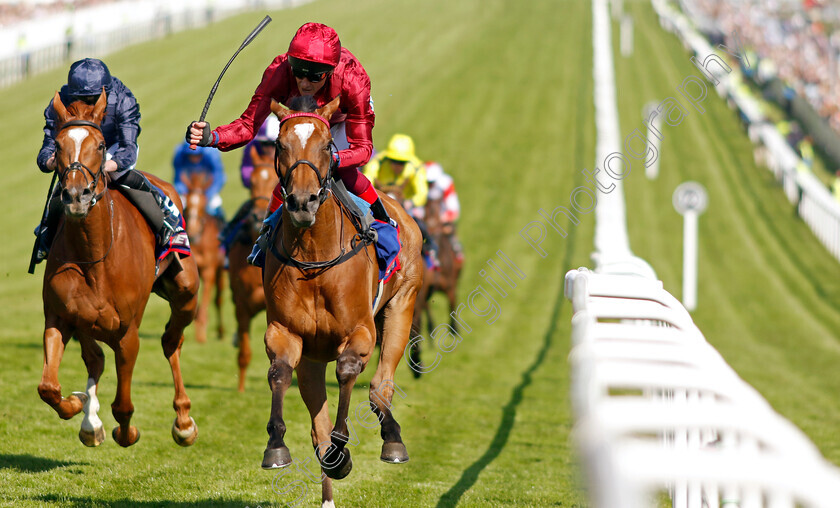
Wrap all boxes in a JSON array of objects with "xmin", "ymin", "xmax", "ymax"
[
  {"xmin": 67, "ymin": 128, "xmax": 89, "ymax": 163},
  {"xmin": 321, "ymin": 500, "xmax": 336, "ymax": 508},
  {"xmin": 294, "ymin": 122, "xmax": 315, "ymax": 149},
  {"xmin": 80, "ymin": 377, "xmax": 102, "ymax": 432}
]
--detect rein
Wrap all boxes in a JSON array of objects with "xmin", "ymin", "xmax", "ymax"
[
  {"xmin": 268, "ymin": 195, "xmax": 376, "ymax": 271},
  {"xmin": 57, "ymin": 119, "xmax": 108, "ymax": 207}
]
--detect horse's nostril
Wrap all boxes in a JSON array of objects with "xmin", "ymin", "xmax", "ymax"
[
  {"xmin": 81, "ymin": 188, "xmax": 93, "ymax": 198},
  {"xmin": 61, "ymin": 189, "xmax": 72, "ymax": 203},
  {"xmin": 308, "ymin": 194, "xmax": 319, "ymax": 203}
]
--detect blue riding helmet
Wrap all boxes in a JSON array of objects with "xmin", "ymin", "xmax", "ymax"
[{"xmin": 67, "ymin": 58, "xmax": 112, "ymax": 97}]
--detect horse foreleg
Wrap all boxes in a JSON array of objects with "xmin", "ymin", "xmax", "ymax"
[
  {"xmin": 111, "ymin": 329, "xmax": 140, "ymax": 447},
  {"xmin": 296, "ymin": 358, "xmax": 334, "ymax": 507},
  {"xmin": 38, "ymin": 324, "xmax": 85, "ymax": 420},
  {"xmin": 446, "ymin": 286, "xmax": 459, "ymax": 335},
  {"xmin": 235, "ymin": 304, "xmax": 253, "ymax": 393},
  {"xmin": 323, "ymin": 327, "xmax": 374, "ymax": 480},
  {"xmin": 372, "ymin": 294, "xmax": 416, "ymax": 464},
  {"xmin": 215, "ymin": 263, "xmax": 225, "ymax": 340},
  {"xmin": 76, "ymin": 337, "xmax": 106, "ymax": 446},
  {"xmin": 195, "ymin": 266, "xmax": 210, "ymax": 344},
  {"xmin": 262, "ymin": 321, "xmax": 302, "ymax": 469}
]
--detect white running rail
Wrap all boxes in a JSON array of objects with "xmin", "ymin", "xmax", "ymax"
[{"xmin": 565, "ymin": 267, "xmax": 840, "ymax": 508}]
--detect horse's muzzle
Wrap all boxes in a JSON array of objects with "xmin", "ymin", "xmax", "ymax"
[
  {"xmin": 61, "ymin": 186, "xmax": 95, "ymax": 217},
  {"xmin": 285, "ymin": 192, "xmax": 320, "ymax": 228}
]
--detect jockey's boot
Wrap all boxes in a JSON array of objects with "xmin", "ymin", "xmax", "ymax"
[
  {"xmin": 113, "ymin": 169, "xmax": 184, "ymax": 248},
  {"xmin": 246, "ymin": 223, "xmax": 271, "ymax": 268},
  {"xmin": 370, "ymin": 197, "xmax": 398, "ymax": 228},
  {"xmin": 33, "ymin": 189, "xmax": 62, "ymax": 264}
]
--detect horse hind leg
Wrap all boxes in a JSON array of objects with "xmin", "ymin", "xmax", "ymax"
[
  {"xmin": 160, "ymin": 256, "xmax": 199, "ymax": 445},
  {"xmin": 38, "ymin": 324, "xmax": 86, "ymax": 421},
  {"xmin": 372, "ymin": 293, "xmax": 416, "ymax": 464},
  {"xmin": 75, "ymin": 336, "xmax": 106, "ymax": 447}
]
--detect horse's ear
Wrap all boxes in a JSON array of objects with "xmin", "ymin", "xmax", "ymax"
[
  {"xmin": 249, "ymin": 144, "xmax": 260, "ymax": 165},
  {"xmin": 316, "ymin": 95, "xmax": 341, "ymax": 122},
  {"xmin": 52, "ymin": 91, "xmax": 68, "ymax": 124},
  {"xmin": 91, "ymin": 88, "xmax": 107, "ymax": 124},
  {"xmin": 271, "ymin": 100, "xmax": 291, "ymax": 120}
]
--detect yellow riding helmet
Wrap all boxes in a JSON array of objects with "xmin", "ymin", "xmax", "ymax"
[{"xmin": 384, "ymin": 134, "xmax": 415, "ymax": 162}]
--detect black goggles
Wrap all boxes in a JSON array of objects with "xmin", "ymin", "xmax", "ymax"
[
  {"xmin": 292, "ymin": 67, "xmax": 329, "ymax": 83},
  {"xmin": 70, "ymin": 95, "xmax": 100, "ymax": 105}
]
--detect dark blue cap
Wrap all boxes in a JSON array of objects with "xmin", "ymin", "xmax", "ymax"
[{"xmin": 67, "ymin": 58, "xmax": 112, "ymax": 96}]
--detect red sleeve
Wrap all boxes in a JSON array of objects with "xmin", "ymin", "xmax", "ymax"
[
  {"xmin": 214, "ymin": 56, "xmax": 285, "ymax": 151},
  {"xmin": 336, "ymin": 54, "xmax": 375, "ymax": 169}
]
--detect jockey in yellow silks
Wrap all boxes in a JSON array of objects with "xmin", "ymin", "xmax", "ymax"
[
  {"xmin": 364, "ymin": 133, "xmax": 438, "ymax": 266},
  {"xmin": 363, "ymin": 134, "xmax": 428, "ymax": 212}
]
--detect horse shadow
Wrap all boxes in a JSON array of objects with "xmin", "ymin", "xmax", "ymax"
[
  {"xmin": 28, "ymin": 496, "xmax": 276, "ymax": 507},
  {"xmin": 0, "ymin": 454, "xmax": 87, "ymax": 473}
]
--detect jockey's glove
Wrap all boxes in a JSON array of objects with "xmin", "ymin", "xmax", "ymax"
[{"xmin": 186, "ymin": 122, "xmax": 213, "ymax": 147}]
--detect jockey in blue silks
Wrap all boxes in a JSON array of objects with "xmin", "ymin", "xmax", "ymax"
[
  {"xmin": 172, "ymin": 142, "xmax": 226, "ymax": 221},
  {"xmin": 34, "ymin": 58, "xmax": 186, "ymax": 263}
]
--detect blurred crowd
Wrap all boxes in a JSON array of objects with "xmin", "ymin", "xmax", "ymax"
[
  {"xmin": 0, "ymin": 0, "xmax": 114, "ymax": 27},
  {"xmin": 688, "ymin": 0, "xmax": 840, "ymax": 133}
]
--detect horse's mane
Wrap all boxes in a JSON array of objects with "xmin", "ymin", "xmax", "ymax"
[{"xmin": 287, "ymin": 95, "xmax": 319, "ymax": 113}]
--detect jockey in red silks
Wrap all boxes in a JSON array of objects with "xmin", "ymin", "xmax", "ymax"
[{"xmin": 186, "ymin": 22, "xmax": 394, "ymax": 229}]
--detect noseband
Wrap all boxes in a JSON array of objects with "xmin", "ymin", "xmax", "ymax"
[
  {"xmin": 57, "ymin": 119, "xmax": 107, "ymax": 207},
  {"xmin": 273, "ymin": 112, "xmax": 338, "ymax": 205}
]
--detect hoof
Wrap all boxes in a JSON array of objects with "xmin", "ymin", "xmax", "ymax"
[
  {"xmin": 322, "ymin": 446, "xmax": 352, "ymax": 480},
  {"xmin": 71, "ymin": 391, "xmax": 90, "ymax": 408},
  {"xmin": 262, "ymin": 446, "xmax": 292, "ymax": 469},
  {"xmin": 380, "ymin": 442, "xmax": 409, "ymax": 464},
  {"xmin": 172, "ymin": 417, "xmax": 198, "ymax": 447},
  {"xmin": 79, "ymin": 425, "xmax": 106, "ymax": 447},
  {"xmin": 112, "ymin": 425, "xmax": 140, "ymax": 447}
]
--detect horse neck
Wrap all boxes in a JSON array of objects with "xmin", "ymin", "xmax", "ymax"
[
  {"xmin": 61, "ymin": 196, "xmax": 113, "ymax": 263},
  {"xmin": 280, "ymin": 195, "xmax": 347, "ymax": 262}
]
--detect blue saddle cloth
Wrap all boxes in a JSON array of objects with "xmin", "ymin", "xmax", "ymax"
[{"xmin": 265, "ymin": 198, "xmax": 401, "ymax": 282}]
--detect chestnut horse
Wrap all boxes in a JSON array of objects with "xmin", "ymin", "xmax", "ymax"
[
  {"xmin": 39, "ymin": 90, "xmax": 200, "ymax": 448},
  {"xmin": 228, "ymin": 145, "xmax": 278, "ymax": 392},
  {"xmin": 181, "ymin": 172, "xmax": 225, "ymax": 343},
  {"xmin": 412, "ymin": 193, "xmax": 463, "ymax": 339},
  {"xmin": 261, "ymin": 97, "xmax": 423, "ymax": 507}
]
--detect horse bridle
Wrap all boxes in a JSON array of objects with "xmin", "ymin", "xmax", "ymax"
[
  {"xmin": 57, "ymin": 119, "xmax": 108, "ymax": 207},
  {"xmin": 269, "ymin": 111, "xmax": 373, "ymax": 271},
  {"xmin": 273, "ymin": 112, "xmax": 338, "ymax": 205}
]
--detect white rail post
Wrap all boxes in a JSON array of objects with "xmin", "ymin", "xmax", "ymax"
[{"xmin": 673, "ymin": 182, "xmax": 708, "ymax": 311}]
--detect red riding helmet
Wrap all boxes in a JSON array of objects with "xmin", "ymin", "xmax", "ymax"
[{"xmin": 287, "ymin": 22, "xmax": 341, "ymax": 68}]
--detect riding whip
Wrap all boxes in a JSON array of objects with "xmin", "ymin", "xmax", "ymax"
[
  {"xmin": 28, "ymin": 170, "xmax": 58, "ymax": 274},
  {"xmin": 199, "ymin": 15, "xmax": 272, "ymax": 122}
]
